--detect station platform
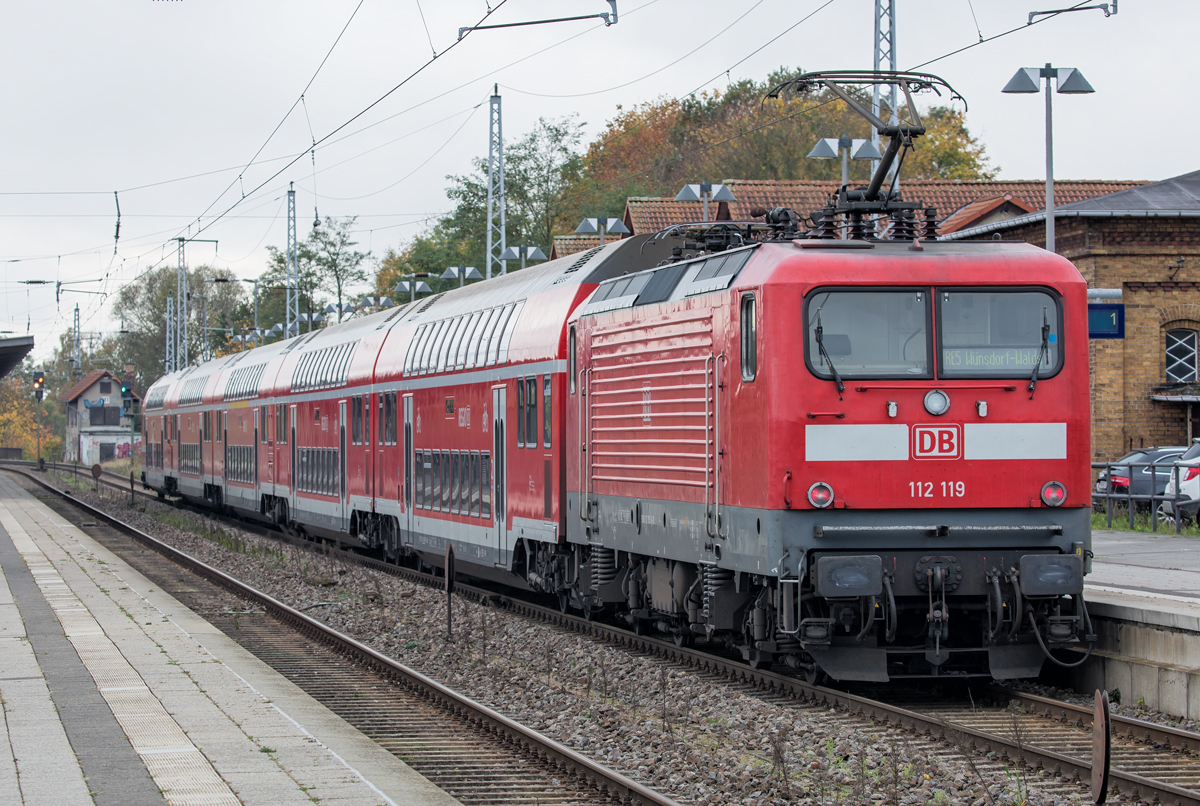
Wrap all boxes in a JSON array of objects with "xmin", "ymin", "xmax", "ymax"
[
  {"xmin": 1068, "ymin": 528, "xmax": 1200, "ymax": 719},
  {"xmin": 0, "ymin": 474, "xmax": 460, "ymax": 806}
]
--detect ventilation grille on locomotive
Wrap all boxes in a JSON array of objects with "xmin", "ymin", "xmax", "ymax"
[{"xmin": 553, "ymin": 245, "xmax": 604, "ymax": 284}]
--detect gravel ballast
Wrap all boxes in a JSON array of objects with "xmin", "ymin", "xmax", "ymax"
[{"xmin": 44, "ymin": 473, "xmax": 1105, "ymax": 805}]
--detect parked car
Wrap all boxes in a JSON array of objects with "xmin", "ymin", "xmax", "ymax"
[
  {"xmin": 1161, "ymin": 440, "xmax": 1200, "ymax": 523},
  {"xmin": 1095, "ymin": 446, "xmax": 1188, "ymax": 507}
]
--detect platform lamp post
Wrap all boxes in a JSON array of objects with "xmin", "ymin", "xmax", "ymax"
[
  {"xmin": 441, "ymin": 266, "xmax": 484, "ymax": 287},
  {"xmin": 674, "ymin": 182, "xmax": 738, "ymax": 222},
  {"xmin": 298, "ymin": 312, "xmax": 324, "ymax": 333},
  {"xmin": 204, "ymin": 276, "xmax": 262, "ymax": 338},
  {"xmin": 499, "ymin": 246, "xmax": 546, "ymax": 271},
  {"xmin": 807, "ymin": 136, "xmax": 882, "ymax": 188},
  {"xmin": 393, "ymin": 278, "xmax": 433, "ymax": 304},
  {"xmin": 574, "ymin": 216, "xmax": 629, "ymax": 245},
  {"xmin": 1003, "ymin": 64, "xmax": 1095, "ymax": 253}
]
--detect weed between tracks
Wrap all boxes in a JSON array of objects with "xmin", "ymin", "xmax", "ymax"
[{"xmin": 44, "ymin": 473, "xmax": 1097, "ymax": 806}]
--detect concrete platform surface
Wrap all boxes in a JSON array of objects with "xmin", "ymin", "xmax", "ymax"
[{"xmin": 0, "ymin": 473, "xmax": 460, "ymax": 806}]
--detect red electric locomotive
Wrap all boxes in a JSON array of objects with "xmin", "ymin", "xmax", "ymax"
[{"xmin": 142, "ymin": 72, "xmax": 1092, "ymax": 681}]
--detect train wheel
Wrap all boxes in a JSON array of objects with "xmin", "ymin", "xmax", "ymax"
[
  {"xmin": 558, "ymin": 592, "xmax": 569, "ymax": 614},
  {"xmin": 673, "ymin": 632, "xmax": 694, "ymax": 648},
  {"xmin": 803, "ymin": 663, "xmax": 825, "ymax": 686}
]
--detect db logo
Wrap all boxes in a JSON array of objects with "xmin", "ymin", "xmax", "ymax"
[{"xmin": 912, "ymin": 424, "xmax": 962, "ymax": 459}]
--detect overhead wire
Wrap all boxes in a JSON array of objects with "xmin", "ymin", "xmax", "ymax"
[
  {"xmin": 135, "ymin": 0, "xmax": 511, "ymax": 279},
  {"xmin": 499, "ymin": 0, "xmax": 768, "ymax": 99}
]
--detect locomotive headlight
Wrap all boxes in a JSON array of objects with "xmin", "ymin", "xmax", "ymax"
[
  {"xmin": 923, "ymin": 389, "xmax": 950, "ymax": 416},
  {"xmin": 1040, "ymin": 481, "xmax": 1067, "ymax": 507},
  {"xmin": 807, "ymin": 482, "xmax": 834, "ymax": 508}
]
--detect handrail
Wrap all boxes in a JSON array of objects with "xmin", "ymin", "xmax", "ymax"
[
  {"xmin": 715, "ymin": 353, "xmax": 727, "ymax": 539},
  {"xmin": 703, "ymin": 354, "xmax": 714, "ymax": 537},
  {"xmin": 578, "ymin": 368, "xmax": 588, "ymax": 522}
]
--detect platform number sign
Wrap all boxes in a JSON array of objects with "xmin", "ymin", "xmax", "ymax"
[{"xmin": 1088, "ymin": 304, "xmax": 1124, "ymax": 339}]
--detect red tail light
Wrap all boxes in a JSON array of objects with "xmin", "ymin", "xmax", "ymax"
[
  {"xmin": 1111, "ymin": 476, "xmax": 1129, "ymax": 488},
  {"xmin": 1186, "ymin": 467, "xmax": 1200, "ymax": 482},
  {"xmin": 808, "ymin": 482, "xmax": 834, "ymax": 509},
  {"xmin": 1041, "ymin": 481, "xmax": 1066, "ymax": 507}
]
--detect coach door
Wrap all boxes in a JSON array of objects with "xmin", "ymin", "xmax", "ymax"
[
  {"xmin": 253, "ymin": 408, "xmax": 260, "ymax": 501},
  {"xmin": 339, "ymin": 400, "xmax": 348, "ymax": 530},
  {"xmin": 403, "ymin": 395, "xmax": 414, "ymax": 542},
  {"xmin": 266, "ymin": 406, "xmax": 274, "ymax": 486},
  {"xmin": 289, "ymin": 405, "xmax": 297, "ymax": 514},
  {"xmin": 492, "ymin": 385, "xmax": 507, "ymax": 566}
]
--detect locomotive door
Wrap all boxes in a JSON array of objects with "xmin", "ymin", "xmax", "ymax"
[
  {"xmin": 403, "ymin": 395, "xmax": 413, "ymax": 542},
  {"xmin": 339, "ymin": 400, "xmax": 348, "ymax": 530},
  {"xmin": 492, "ymin": 385, "xmax": 507, "ymax": 566}
]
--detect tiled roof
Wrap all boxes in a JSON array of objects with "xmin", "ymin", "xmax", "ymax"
[
  {"xmin": 623, "ymin": 179, "xmax": 1147, "ymax": 237},
  {"xmin": 944, "ymin": 169, "xmax": 1200, "ymax": 240},
  {"xmin": 57, "ymin": 369, "xmax": 140, "ymax": 404},
  {"xmin": 549, "ymin": 234, "xmax": 602, "ymax": 260},
  {"xmin": 58, "ymin": 369, "xmax": 112, "ymax": 403},
  {"xmin": 938, "ymin": 194, "xmax": 1034, "ymax": 234}
]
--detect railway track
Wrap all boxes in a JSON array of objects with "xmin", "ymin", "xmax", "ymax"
[
  {"xmin": 21, "ymin": 462, "xmax": 1200, "ymax": 805},
  {"xmin": 6, "ymin": 465, "xmax": 675, "ymax": 806}
]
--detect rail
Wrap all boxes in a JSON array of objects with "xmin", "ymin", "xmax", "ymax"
[
  {"xmin": 4, "ymin": 463, "xmax": 677, "ymax": 806},
  {"xmin": 1091, "ymin": 459, "xmax": 1193, "ymax": 533}
]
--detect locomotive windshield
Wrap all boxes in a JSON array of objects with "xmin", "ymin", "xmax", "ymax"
[
  {"xmin": 805, "ymin": 290, "xmax": 931, "ymax": 379},
  {"xmin": 938, "ymin": 289, "xmax": 1061, "ymax": 379}
]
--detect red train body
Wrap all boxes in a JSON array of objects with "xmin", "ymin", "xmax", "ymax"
[{"xmin": 143, "ymin": 231, "xmax": 1092, "ymax": 681}]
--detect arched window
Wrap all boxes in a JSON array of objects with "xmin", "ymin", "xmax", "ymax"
[{"xmin": 1166, "ymin": 329, "xmax": 1198, "ymax": 383}]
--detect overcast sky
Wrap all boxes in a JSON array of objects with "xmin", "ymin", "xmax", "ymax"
[{"xmin": 1, "ymin": 0, "xmax": 1187, "ymax": 361}]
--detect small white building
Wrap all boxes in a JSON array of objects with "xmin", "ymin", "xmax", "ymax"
[{"xmin": 59, "ymin": 369, "xmax": 141, "ymax": 464}]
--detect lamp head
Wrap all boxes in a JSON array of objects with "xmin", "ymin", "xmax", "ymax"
[
  {"xmin": 1056, "ymin": 67, "xmax": 1095, "ymax": 94},
  {"xmin": 806, "ymin": 138, "xmax": 841, "ymax": 159},
  {"xmin": 1002, "ymin": 67, "xmax": 1041, "ymax": 93}
]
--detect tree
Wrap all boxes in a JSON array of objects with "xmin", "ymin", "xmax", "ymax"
[
  {"xmin": 108, "ymin": 264, "xmax": 243, "ymax": 391},
  {"xmin": 309, "ymin": 217, "xmax": 370, "ymax": 322}
]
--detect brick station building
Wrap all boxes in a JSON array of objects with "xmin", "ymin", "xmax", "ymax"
[{"xmin": 944, "ymin": 169, "xmax": 1200, "ymax": 461}]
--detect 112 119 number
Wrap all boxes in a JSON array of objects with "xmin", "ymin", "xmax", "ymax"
[{"xmin": 909, "ymin": 481, "xmax": 966, "ymax": 498}]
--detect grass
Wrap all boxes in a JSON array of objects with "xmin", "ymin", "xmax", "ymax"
[{"xmin": 1091, "ymin": 505, "xmax": 1200, "ymax": 536}]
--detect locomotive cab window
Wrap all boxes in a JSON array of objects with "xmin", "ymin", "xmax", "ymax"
[
  {"xmin": 805, "ymin": 290, "xmax": 931, "ymax": 379},
  {"xmin": 740, "ymin": 293, "xmax": 757, "ymax": 382},
  {"xmin": 937, "ymin": 288, "xmax": 1062, "ymax": 379}
]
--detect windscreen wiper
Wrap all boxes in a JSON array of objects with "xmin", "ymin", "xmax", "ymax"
[
  {"xmin": 814, "ymin": 310, "xmax": 846, "ymax": 396},
  {"xmin": 1027, "ymin": 306, "xmax": 1050, "ymax": 398}
]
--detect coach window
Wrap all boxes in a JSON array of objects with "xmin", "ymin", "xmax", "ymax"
[
  {"xmin": 497, "ymin": 301, "xmax": 524, "ymax": 364},
  {"xmin": 426, "ymin": 450, "xmax": 436, "ymax": 510},
  {"xmin": 517, "ymin": 377, "xmax": 526, "ymax": 446},
  {"xmin": 741, "ymin": 293, "xmax": 757, "ymax": 382},
  {"xmin": 486, "ymin": 305, "xmax": 515, "ymax": 367},
  {"xmin": 937, "ymin": 289, "xmax": 1062, "ymax": 380},
  {"xmin": 526, "ymin": 377, "xmax": 537, "ymax": 447},
  {"xmin": 431, "ymin": 451, "xmax": 442, "ymax": 511},
  {"xmin": 543, "ymin": 375, "xmax": 552, "ymax": 447},
  {"xmin": 481, "ymin": 450, "xmax": 492, "ymax": 519},
  {"xmin": 404, "ymin": 325, "xmax": 425, "ymax": 376},
  {"xmin": 470, "ymin": 451, "xmax": 481, "ymax": 517},
  {"xmin": 1167, "ymin": 330, "xmax": 1198, "ymax": 383},
  {"xmin": 444, "ymin": 316, "xmax": 467, "ymax": 371},
  {"xmin": 262, "ymin": 406, "xmax": 270, "ymax": 444},
  {"xmin": 569, "ymin": 326, "xmax": 577, "ymax": 394},
  {"xmin": 459, "ymin": 450, "xmax": 470, "ymax": 515},
  {"xmin": 363, "ymin": 393, "xmax": 371, "ymax": 445},
  {"xmin": 440, "ymin": 449, "xmax": 451, "ymax": 510},
  {"xmin": 351, "ymin": 397, "xmax": 361, "ymax": 445},
  {"xmin": 467, "ymin": 309, "xmax": 495, "ymax": 369},
  {"xmin": 450, "ymin": 452, "xmax": 460, "ymax": 514}
]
